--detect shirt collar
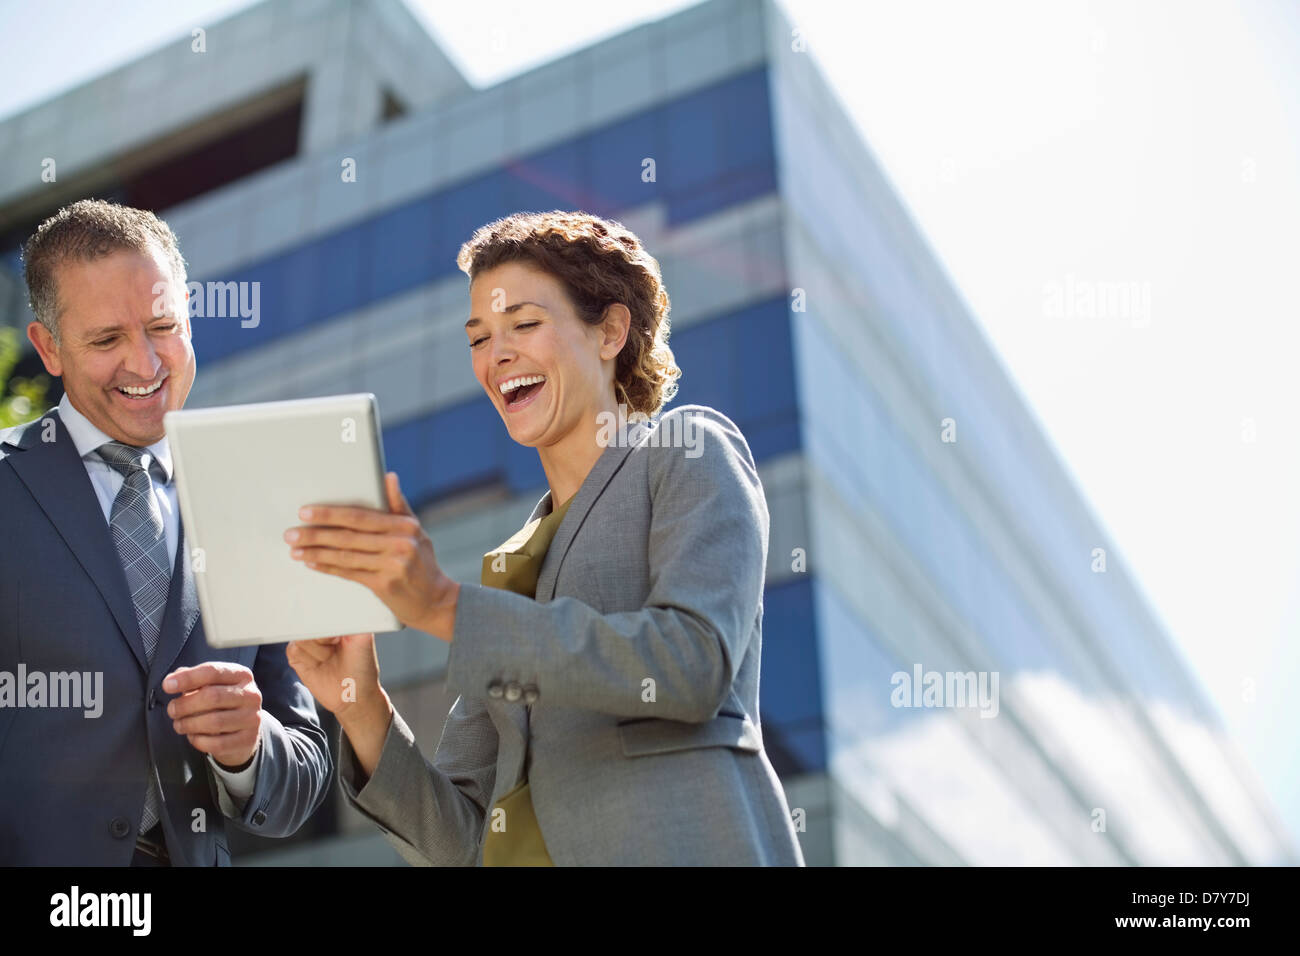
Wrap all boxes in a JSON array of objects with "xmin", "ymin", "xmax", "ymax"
[{"xmin": 58, "ymin": 392, "xmax": 173, "ymax": 483}]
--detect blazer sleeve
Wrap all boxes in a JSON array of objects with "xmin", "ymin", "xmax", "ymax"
[
  {"xmin": 445, "ymin": 406, "xmax": 768, "ymax": 723},
  {"xmin": 219, "ymin": 642, "xmax": 333, "ymax": 839},
  {"xmin": 337, "ymin": 694, "xmax": 498, "ymax": 867}
]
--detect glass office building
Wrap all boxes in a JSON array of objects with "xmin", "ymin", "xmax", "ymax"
[{"xmin": 1, "ymin": 0, "xmax": 1292, "ymax": 865}]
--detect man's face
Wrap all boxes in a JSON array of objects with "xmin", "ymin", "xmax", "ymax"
[{"xmin": 27, "ymin": 246, "xmax": 196, "ymax": 446}]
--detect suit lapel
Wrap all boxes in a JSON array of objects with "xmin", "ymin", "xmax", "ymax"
[
  {"xmin": 152, "ymin": 517, "xmax": 201, "ymax": 679},
  {"xmin": 534, "ymin": 417, "xmax": 652, "ymax": 603},
  {"xmin": 3, "ymin": 408, "xmax": 150, "ymax": 672}
]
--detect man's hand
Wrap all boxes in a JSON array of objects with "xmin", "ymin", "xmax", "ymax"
[{"xmin": 163, "ymin": 662, "xmax": 264, "ymax": 769}]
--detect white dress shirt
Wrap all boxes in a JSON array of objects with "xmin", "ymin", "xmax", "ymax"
[{"xmin": 57, "ymin": 393, "xmax": 261, "ymax": 813}]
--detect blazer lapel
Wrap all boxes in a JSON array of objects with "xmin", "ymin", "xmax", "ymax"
[
  {"xmin": 152, "ymin": 517, "xmax": 201, "ymax": 679},
  {"xmin": 534, "ymin": 417, "xmax": 652, "ymax": 603},
  {"xmin": 3, "ymin": 408, "xmax": 150, "ymax": 672}
]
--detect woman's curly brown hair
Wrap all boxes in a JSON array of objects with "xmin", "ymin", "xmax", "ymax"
[{"xmin": 456, "ymin": 210, "xmax": 681, "ymax": 419}]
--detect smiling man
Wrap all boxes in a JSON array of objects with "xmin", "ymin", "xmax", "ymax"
[{"xmin": 0, "ymin": 199, "xmax": 331, "ymax": 865}]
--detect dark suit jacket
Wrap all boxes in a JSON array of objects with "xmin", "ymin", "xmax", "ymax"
[{"xmin": 0, "ymin": 408, "xmax": 332, "ymax": 865}]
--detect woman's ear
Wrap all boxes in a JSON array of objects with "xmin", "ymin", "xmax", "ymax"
[{"xmin": 600, "ymin": 303, "xmax": 631, "ymax": 360}]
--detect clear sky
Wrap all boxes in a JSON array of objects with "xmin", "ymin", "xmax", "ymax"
[{"xmin": 1, "ymin": 0, "xmax": 1296, "ymax": 849}]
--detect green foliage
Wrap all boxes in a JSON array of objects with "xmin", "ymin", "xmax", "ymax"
[{"xmin": 0, "ymin": 326, "xmax": 50, "ymax": 428}]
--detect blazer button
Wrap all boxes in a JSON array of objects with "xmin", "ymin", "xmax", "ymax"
[
  {"xmin": 109, "ymin": 817, "xmax": 131, "ymax": 839},
  {"xmin": 504, "ymin": 682, "xmax": 522, "ymax": 702},
  {"xmin": 252, "ymin": 810, "xmax": 267, "ymax": 826},
  {"xmin": 522, "ymin": 685, "xmax": 539, "ymax": 704},
  {"xmin": 148, "ymin": 688, "xmax": 158, "ymax": 710},
  {"xmin": 487, "ymin": 681, "xmax": 505, "ymax": 699}
]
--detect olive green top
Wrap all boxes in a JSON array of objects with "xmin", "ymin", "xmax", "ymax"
[{"xmin": 478, "ymin": 492, "xmax": 574, "ymax": 867}]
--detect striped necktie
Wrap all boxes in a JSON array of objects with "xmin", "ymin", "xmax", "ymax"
[{"xmin": 97, "ymin": 440, "xmax": 172, "ymax": 836}]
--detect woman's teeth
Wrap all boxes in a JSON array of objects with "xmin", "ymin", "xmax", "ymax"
[
  {"xmin": 502, "ymin": 375, "xmax": 546, "ymax": 407},
  {"xmin": 500, "ymin": 374, "xmax": 546, "ymax": 396}
]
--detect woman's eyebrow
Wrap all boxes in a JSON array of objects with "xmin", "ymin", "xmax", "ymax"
[{"xmin": 465, "ymin": 301, "xmax": 546, "ymax": 328}]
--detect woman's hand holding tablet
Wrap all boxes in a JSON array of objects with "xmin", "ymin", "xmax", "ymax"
[{"xmin": 284, "ymin": 472, "xmax": 462, "ymax": 641}]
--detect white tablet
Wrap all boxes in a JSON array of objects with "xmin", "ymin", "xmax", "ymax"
[{"xmin": 163, "ymin": 393, "xmax": 403, "ymax": 648}]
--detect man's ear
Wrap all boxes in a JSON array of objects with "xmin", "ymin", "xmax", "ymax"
[
  {"xmin": 26, "ymin": 321, "xmax": 63, "ymax": 377},
  {"xmin": 600, "ymin": 303, "xmax": 631, "ymax": 360}
]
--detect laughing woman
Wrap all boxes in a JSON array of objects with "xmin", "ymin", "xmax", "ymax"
[{"xmin": 284, "ymin": 211, "xmax": 804, "ymax": 866}]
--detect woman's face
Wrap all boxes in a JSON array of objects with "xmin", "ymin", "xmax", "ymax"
[{"xmin": 467, "ymin": 261, "xmax": 628, "ymax": 448}]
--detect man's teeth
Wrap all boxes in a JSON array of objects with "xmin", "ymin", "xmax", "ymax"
[
  {"xmin": 118, "ymin": 380, "xmax": 163, "ymax": 396},
  {"xmin": 500, "ymin": 374, "xmax": 546, "ymax": 398}
]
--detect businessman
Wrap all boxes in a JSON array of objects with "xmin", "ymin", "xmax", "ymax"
[{"xmin": 0, "ymin": 199, "xmax": 332, "ymax": 865}]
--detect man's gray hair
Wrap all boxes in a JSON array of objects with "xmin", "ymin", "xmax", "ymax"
[{"xmin": 22, "ymin": 198, "xmax": 188, "ymax": 347}]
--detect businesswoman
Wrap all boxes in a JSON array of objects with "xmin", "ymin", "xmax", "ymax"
[{"xmin": 284, "ymin": 210, "xmax": 804, "ymax": 865}]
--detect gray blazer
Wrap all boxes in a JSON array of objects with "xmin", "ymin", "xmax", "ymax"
[{"xmin": 339, "ymin": 403, "xmax": 805, "ymax": 865}]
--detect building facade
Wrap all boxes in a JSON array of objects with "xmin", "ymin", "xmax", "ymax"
[{"xmin": 1, "ymin": 0, "xmax": 1292, "ymax": 865}]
